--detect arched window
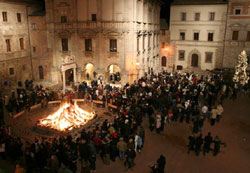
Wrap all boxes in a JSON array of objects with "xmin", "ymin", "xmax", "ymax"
[
  {"xmin": 161, "ymin": 56, "xmax": 167, "ymax": 67},
  {"xmin": 39, "ymin": 66, "xmax": 44, "ymax": 79}
]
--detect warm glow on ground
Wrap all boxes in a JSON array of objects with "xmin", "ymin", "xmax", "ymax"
[{"xmin": 38, "ymin": 103, "xmax": 95, "ymax": 131}]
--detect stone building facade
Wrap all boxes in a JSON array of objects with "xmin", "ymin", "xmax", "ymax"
[
  {"xmin": 169, "ymin": 0, "xmax": 228, "ymax": 71},
  {"xmin": 0, "ymin": 0, "xmax": 32, "ymax": 88},
  {"xmin": 159, "ymin": 19, "xmax": 172, "ymax": 71},
  {"xmin": 223, "ymin": 0, "xmax": 250, "ymax": 69},
  {"xmin": 45, "ymin": 0, "xmax": 160, "ymax": 88}
]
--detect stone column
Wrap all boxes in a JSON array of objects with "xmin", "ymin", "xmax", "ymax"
[
  {"xmin": 73, "ymin": 68, "xmax": 77, "ymax": 84},
  {"xmin": 62, "ymin": 71, "xmax": 66, "ymax": 93}
]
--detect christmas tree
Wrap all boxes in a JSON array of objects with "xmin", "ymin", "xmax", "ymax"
[{"xmin": 233, "ymin": 50, "xmax": 249, "ymax": 85}]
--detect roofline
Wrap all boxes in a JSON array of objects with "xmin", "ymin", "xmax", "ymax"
[
  {"xmin": 0, "ymin": 0, "xmax": 42, "ymax": 6},
  {"xmin": 171, "ymin": 2, "xmax": 228, "ymax": 6}
]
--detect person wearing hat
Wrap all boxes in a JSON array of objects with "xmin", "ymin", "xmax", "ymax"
[{"xmin": 117, "ymin": 137, "xmax": 127, "ymax": 160}]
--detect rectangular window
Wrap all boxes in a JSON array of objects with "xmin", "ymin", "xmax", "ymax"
[
  {"xmin": 235, "ymin": 9, "xmax": 241, "ymax": 15},
  {"xmin": 110, "ymin": 39, "xmax": 117, "ymax": 52},
  {"xmin": 2, "ymin": 12, "xmax": 7, "ymax": 22},
  {"xmin": 6, "ymin": 39, "xmax": 11, "ymax": 52},
  {"xmin": 209, "ymin": 12, "xmax": 215, "ymax": 21},
  {"xmin": 205, "ymin": 52, "xmax": 213, "ymax": 63},
  {"xmin": 232, "ymin": 31, "xmax": 239, "ymax": 41},
  {"xmin": 9, "ymin": 67, "xmax": 14, "ymax": 75},
  {"xmin": 92, "ymin": 14, "xmax": 97, "ymax": 21},
  {"xmin": 19, "ymin": 38, "xmax": 24, "ymax": 50},
  {"xmin": 161, "ymin": 30, "xmax": 166, "ymax": 35},
  {"xmin": 181, "ymin": 12, "xmax": 186, "ymax": 21},
  {"xmin": 85, "ymin": 39, "xmax": 92, "ymax": 51},
  {"xmin": 180, "ymin": 32, "xmax": 185, "ymax": 40},
  {"xmin": 208, "ymin": 33, "xmax": 214, "ymax": 41},
  {"xmin": 153, "ymin": 34, "xmax": 155, "ymax": 47},
  {"xmin": 61, "ymin": 16, "xmax": 67, "ymax": 23},
  {"xmin": 194, "ymin": 32, "xmax": 199, "ymax": 41},
  {"xmin": 31, "ymin": 23, "xmax": 36, "ymax": 30},
  {"xmin": 33, "ymin": 46, "xmax": 36, "ymax": 52},
  {"xmin": 17, "ymin": 13, "xmax": 21, "ymax": 22},
  {"xmin": 148, "ymin": 35, "xmax": 151, "ymax": 48},
  {"xmin": 143, "ymin": 36, "xmax": 145, "ymax": 50},
  {"xmin": 137, "ymin": 37, "xmax": 140, "ymax": 52},
  {"xmin": 246, "ymin": 31, "xmax": 250, "ymax": 41},
  {"xmin": 178, "ymin": 50, "xmax": 185, "ymax": 61},
  {"xmin": 61, "ymin": 38, "xmax": 68, "ymax": 51},
  {"xmin": 195, "ymin": 13, "xmax": 200, "ymax": 21}
]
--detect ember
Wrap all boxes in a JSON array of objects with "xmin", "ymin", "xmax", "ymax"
[{"xmin": 38, "ymin": 103, "xmax": 95, "ymax": 131}]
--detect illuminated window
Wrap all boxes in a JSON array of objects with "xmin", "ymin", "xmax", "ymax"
[
  {"xmin": 32, "ymin": 23, "xmax": 36, "ymax": 30},
  {"xmin": 19, "ymin": 38, "xmax": 24, "ymax": 50},
  {"xmin": 9, "ymin": 67, "xmax": 14, "ymax": 76},
  {"xmin": 85, "ymin": 39, "xmax": 92, "ymax": 51},
  {"xmin": 178, "ymin": 50, "xmax": 185, "ymax": 61},
  {"xmin": 208, "ymin": 33, "xmax": 214, "ymax": 41},
  {"xmin": 194, "ymin": 32, "xmax": 199, "ymax": 41},
  {"xmin": 17, "ymin": 13, "xmax": 21, "ymax": 22},
  {"xmin": 61, "ymin": 16, "xmax": 67, "ymax": 23},
  {"xmin": 195, "ymin": 13, "xmax": 200, "ymax": 21},
  {"xmin": 205, "ymin": 52, "xmax": 213, "ymax": 63},
  {"xmin": 181, "ymin": 12, "xmax": 186, "ymax": 21},
  {"xmin": 2, "ymin": 12, "xmax": 7, "ymax": 22},
  {"xmin": 62, "ymin": 38, "xmax": 68, "ymax": 51},
  {"xmin": 110, "ymin": 39, "xmax": 117, "ymax": 52},
  {"xmin": 161, "ymin": 42, "xmax": 165, "ymax": 48},
  {"xmin": 6, "ymin": 39, "xmax": 11, "ymax": 52},
  {"xmin": 232, "ymin": 31, "xmax": 239, "ymax": 41},
  {"xmin": 180, "ymin": 32, "xmax": 185, "ymax": 40},
  {"xmin": 246, "ymin": 31, "xmax": 250, "ymax": 41},
  {"xmin": 209, "ymin": 12, "xmax": 215, "ymax": 21}
]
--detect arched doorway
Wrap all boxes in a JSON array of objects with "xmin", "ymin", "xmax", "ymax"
[
  {"xmin": 161, "ymin": 56, "xmax": 167, "ymax": 67},
  {"xmin": 191, "ymin": 53, "xmax": 199, "ymax": 67},
  {"xmin": 65, "ymin": 69, "xmax": 74, "ymax": 86},
  {"xmin": 107, "ymin": 64, "xmax": 121, "ymax": 83},
  {"xmin": 84, "ymin": 63, "xmax": 96, "ymax": 81},
  {"xmin": 39, "ymin": 66, "xmax": 44, "ymax": 80}
]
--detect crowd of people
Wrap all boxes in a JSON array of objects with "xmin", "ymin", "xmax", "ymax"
[{"xmin": 0, "ymin": 70, "xmax": 249, "ymax": 173}]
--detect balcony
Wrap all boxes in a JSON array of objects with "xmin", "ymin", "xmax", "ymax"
[{"xmin": 55, "ymin": 21, "xmax": 127, "ymax": 30}]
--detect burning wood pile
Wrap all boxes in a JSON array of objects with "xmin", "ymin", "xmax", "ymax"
[{"xmin": 38, "ymin": 103, "xmax": 95, "ymax": 131}]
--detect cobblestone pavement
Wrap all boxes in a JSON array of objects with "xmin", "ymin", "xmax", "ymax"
[{"xmin": 1, "ymin": 95, "xmax": 250, "ymax": 173}]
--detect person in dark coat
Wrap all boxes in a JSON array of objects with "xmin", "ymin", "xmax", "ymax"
[
  {"xmin": 125, "ymin": 148, "xmax": 136, "ymax": 170},
  {"xmin": 213, "ymin": 136, "xmax": 226, "ymax": 156},
  {"xmin": 188, "ymin": 134, "xmax": 195, "ymax": 154},
  {"xmin": 194, "ymin": 134, "xmax": 203, "ymax": 156},
  {"xmin": 203, "ymin": 132, "xmax": 213, "ymax": 155},
  {"xmin": 156, "ymin": 155, "xmax": 166, "ymax": 173}
]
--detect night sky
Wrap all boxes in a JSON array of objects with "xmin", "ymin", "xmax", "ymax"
[{"xmin": 30, "ymin": 0, "xmax": 173, "ymax": 22}]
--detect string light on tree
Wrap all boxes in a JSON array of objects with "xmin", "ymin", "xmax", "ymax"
[{"xmin": 233, "ymin": 50, "xmax": 249, "ymax": 85}]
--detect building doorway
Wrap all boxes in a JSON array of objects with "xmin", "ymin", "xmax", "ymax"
[
  {"xmin": 191, "ymin": 53, "xmax": 199, "ymax": 67},
  {"xmin": 39, "ymin": 66, "xmax": 44, "ymax": 79},
  {"xmin": 161, "ymin": 56, "xmax": 167, "ymax": 67},
  {"xmin": 65, "ymin": 69, "xmax": 74, "ymax": 86},
  {"xmin": 84, "ymin": 63, "xmax": 96, "ymax": 80},
  {"xmin": 107, "ymin": 64, "xmax": 121, "ymax": 83}
]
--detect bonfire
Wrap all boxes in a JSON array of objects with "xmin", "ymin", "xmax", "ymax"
[{"xmin": 38, "ymin": 103, "xmax": 95, "ymax": 131}]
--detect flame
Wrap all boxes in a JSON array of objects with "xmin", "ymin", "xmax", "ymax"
[{"xmin": 38, "ymin": 103, "xmax": 95, "ymax": 131}]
